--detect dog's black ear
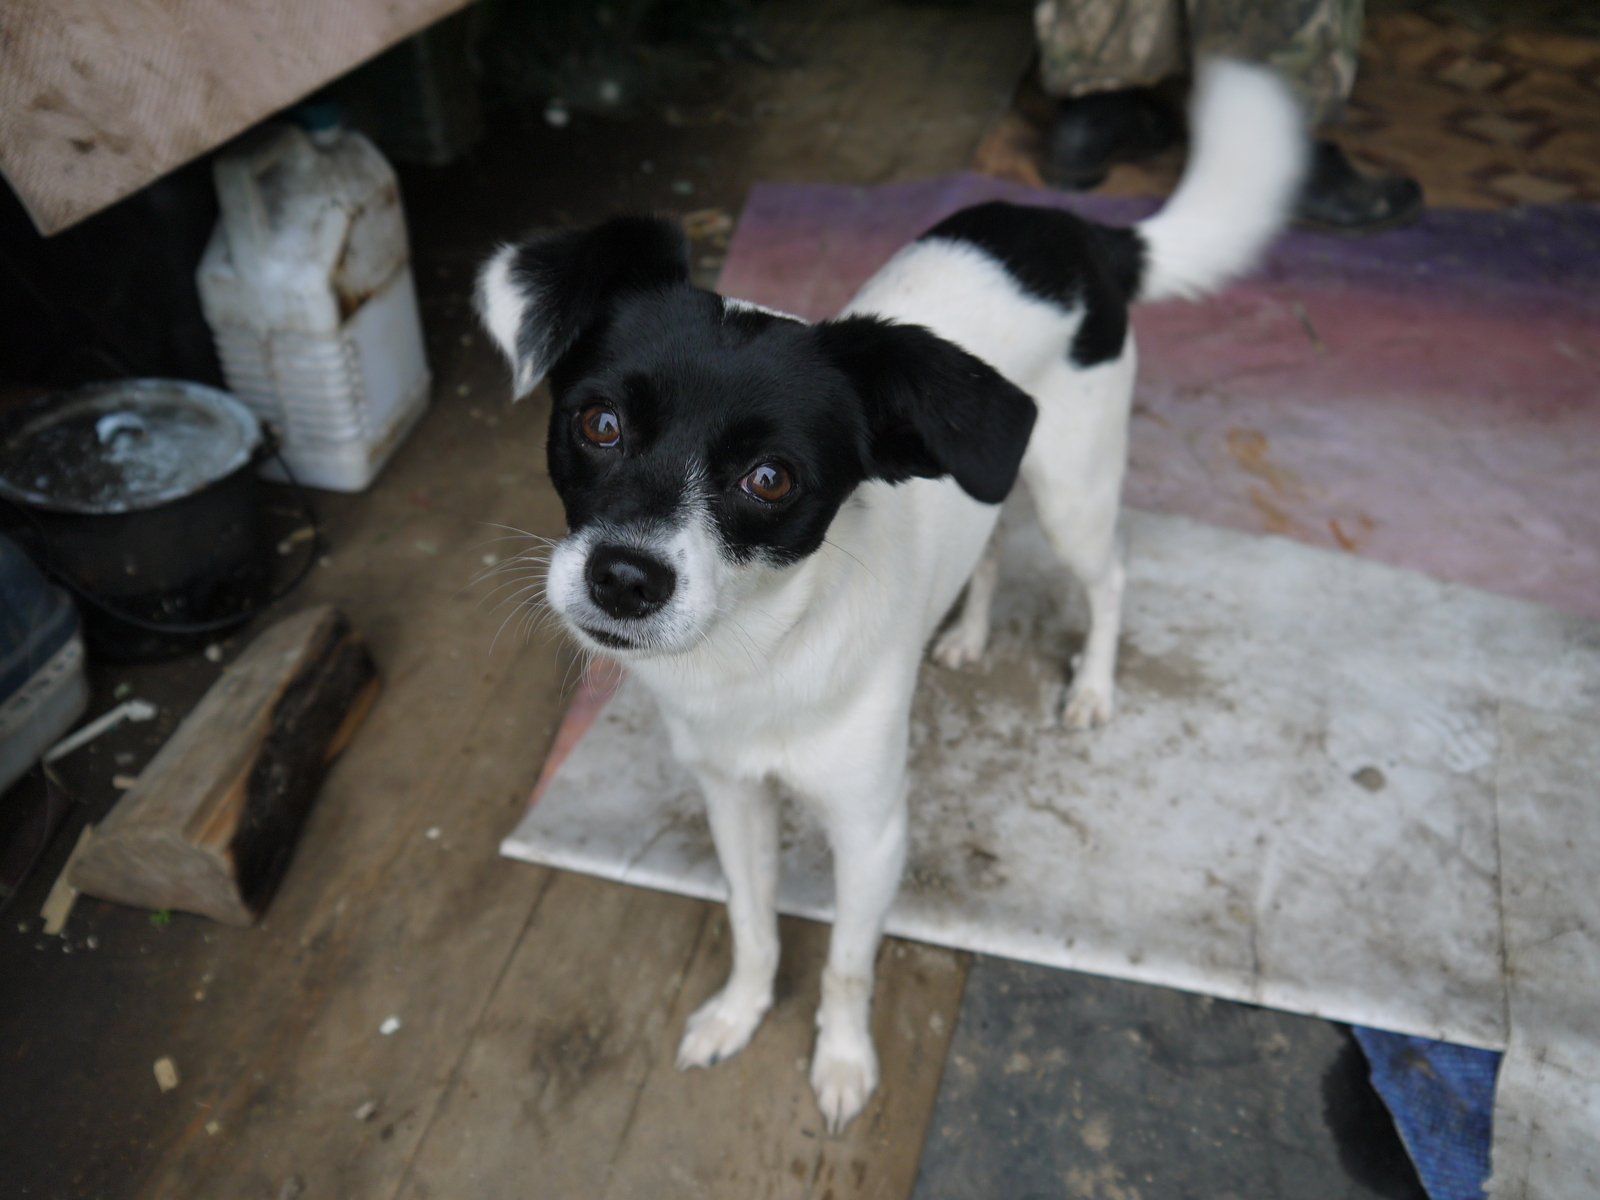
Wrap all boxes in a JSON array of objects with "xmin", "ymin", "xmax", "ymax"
[
  {"xmin": 476, "ymin": 216, "xmax": 689, "ymax": 396},
  {"xmin": 814, "ymin": 316, "xmax": 1036, "ymax": 505}
]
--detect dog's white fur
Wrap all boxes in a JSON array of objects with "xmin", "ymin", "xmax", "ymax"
[{"xmin": 498, "ymin": 60, "xmax": 1303, "ymax": 1130}]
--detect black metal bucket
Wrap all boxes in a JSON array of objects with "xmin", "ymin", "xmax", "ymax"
[{"xmin": 0, "ymin": 380, "xmax": 301, "ymax": 661}]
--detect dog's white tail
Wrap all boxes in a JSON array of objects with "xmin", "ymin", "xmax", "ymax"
[{"xmin": 1135, "ymin": 59, "xmax": 1307, "ymax": 303}]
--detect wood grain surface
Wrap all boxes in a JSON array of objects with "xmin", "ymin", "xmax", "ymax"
[
  {"xmin": 0, "ymin": 0, "xmax": 472, "ymax": 233},
  {"xmin": 70, "ymin": 606, "xmax": 378, "ymax": 925}
]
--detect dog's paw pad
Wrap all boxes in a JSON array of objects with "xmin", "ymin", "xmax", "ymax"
[
  {"xmin": 931, "ymin": 625, "xmax": 986, "ymax": 669},
  {"xmin": 810, "ymin": 1045, "xmax": 878, "ymax": 1133},
  {"xmin": 676, "ymin": 989, "xmax": 769, "ymax": 1070},
  {"xmin": 1062, "ymin": 684, "xmax": 1114, "ymax": 731}
]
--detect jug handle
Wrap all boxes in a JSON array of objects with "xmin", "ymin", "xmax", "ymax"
[{"xmin": 212, "ymin": 124, "xmax": 308, "ymax": 278}]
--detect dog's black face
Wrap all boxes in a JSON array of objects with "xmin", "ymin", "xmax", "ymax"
[
  {"xmin": 477, "ymin": 216, "xmax": 1037, "ymax": 656},
  {"xmin": 547, "ymin": 288, "xmax": 877, "ymax": 570}
]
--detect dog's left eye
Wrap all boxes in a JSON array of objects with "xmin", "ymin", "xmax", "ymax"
[
  {"xmin": 578, "ymin": 406, "xmax": 622, "ymax": 448},
  {"xmin": 740, "ymin": 463, "xmax": 793, "ymax": 503}
]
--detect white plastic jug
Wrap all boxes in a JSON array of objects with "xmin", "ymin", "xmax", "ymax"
[{"xmin": 197, "ymin": 120, "xmax": 430, "ymax": 492}]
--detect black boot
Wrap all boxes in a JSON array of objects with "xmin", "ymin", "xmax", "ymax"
[
  {"xmin": 1295, "ymin": 139, "xmax": 1424, "ymax": 235},
  {"xmin": 1043, "ymin": 87, "xmax": 1181, "ymax": 191}
]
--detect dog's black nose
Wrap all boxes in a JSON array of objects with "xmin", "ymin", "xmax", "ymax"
[{"xmin": 585, "ymin": 545, "xmax": 676, "ymax": 619}]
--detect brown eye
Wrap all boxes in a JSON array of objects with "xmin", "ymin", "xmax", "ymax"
[
  {"xmin": 740, "ymin": 463, "xmax": 793, "ymax": 503},
  {"xmin": 579, "ymin": 406, "xmax": 621, "ymax": 447}
]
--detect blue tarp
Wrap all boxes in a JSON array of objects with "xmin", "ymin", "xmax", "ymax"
[{"xmin": 1353, "ymin": 1026, "xmax": 1500, "ymax": 1200}]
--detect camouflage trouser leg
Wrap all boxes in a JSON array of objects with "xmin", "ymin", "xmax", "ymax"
[{"xmin": 1033, "ymin": 0, "xmax": 1363, "ymax": 127}]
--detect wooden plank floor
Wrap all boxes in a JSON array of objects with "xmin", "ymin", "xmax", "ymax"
[
  {"xmin": 0, "ymin": 4, "xmax": 1033, "ymax": 1198},
  {"xmin": 104, "ymin": 284, "xmax": 967, "ymax": 1200},
  {"xmin": 398, "ymin": 893, "xmax": 965, "ymax": 1200}
]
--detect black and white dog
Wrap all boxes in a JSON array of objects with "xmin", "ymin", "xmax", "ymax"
[{"xmin": 478, "ymin": 60, "xmax": 1304, "ymax": 1131}]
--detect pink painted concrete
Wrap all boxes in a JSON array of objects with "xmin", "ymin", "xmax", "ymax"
[
  {"xmin": 525, "ymin": 659, "xmax": 623, "ymax": 808},
  {"xmin": 718, "ymin": 176, "xmax": 1600, "ymax": 619}
]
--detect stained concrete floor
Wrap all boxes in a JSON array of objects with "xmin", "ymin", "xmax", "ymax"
[{"xmin": 1, "ymin": 0, "xmax": 1591, "ymax": 1196}]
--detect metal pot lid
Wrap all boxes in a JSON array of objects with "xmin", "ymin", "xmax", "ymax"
[{"xmin": 0, "ymin": 380, "xmax": 262, "ymax": 515}]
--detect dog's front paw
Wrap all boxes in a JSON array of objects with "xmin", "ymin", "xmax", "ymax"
[
  {"xmin": 1061, "ymin": 681, "xmax": 1114, "ymax": 731},
  {"xmin": 810, "ymin": 983, "xmax": 879, "ymax": 1133},
  {"xmin": 676, "ymin": 986, "xmax": 771, "ymax": 1070},
  {"xmin": 810, "ymin": 1037, "xmax": 878, "ymax": 1134}
]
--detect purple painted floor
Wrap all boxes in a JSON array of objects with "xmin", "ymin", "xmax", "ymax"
[{"xmin": 718, "ymin": 177, "xmax": 1600, "ymax": 618}]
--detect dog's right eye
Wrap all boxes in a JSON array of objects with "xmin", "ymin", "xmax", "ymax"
[
  {"xmin": 740, "ymin": 462, "xmax": 793, "ymax": 503},
  {"xmin": 578, "ymin": 406, "xmax": 622, "ymax": 448}
]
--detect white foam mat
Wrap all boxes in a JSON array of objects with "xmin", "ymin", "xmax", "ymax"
[
  {"xmin": 502, "ymin": 502, "xmax": 1600, "ymax": 1172},
  {"xmin": 1488, "ymin": 704, "xmax": 1600, "ymax": 1197}
]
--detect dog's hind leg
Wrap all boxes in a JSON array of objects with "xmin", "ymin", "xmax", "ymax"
[
  {"xmin": 1019, "ymin": 355, "xmax": 1132, "ymax": 731},
  {"xmin": 1024, "ymin": 472, "xmax": 1126, "ymax": 730},
  {"xmin": 677, "ymin": 771, "xmax": 781, "ymax": 1070},
  {"xmin": 931, "ymin": 519, "xmax": 1003, "ymax": 669},
  {"xmin": 1060, "ymin": 540, "xmax": 1125, "ymax": 731},
  {"xmin": 1023, "ymin": 469, "xmax": 1126, "ymax": 729}
]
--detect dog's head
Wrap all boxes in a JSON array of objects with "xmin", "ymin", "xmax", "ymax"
[{"xmin": 476, "ymin": 215, "xmax": 1036, "ymax": 659}]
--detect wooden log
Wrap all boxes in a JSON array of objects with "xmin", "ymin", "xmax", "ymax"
[{"xmin": 70, "ymin": 605, "xmax": 379, "ymax": 925}]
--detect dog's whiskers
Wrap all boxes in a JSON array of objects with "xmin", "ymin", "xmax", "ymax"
[
  {"xmin": 480, "ymin": 572, "xmax": 552, "ymax": 609},
  {"xmin": 470, "ymin": 552, "xmax": 552, "ymax": 586},
  {"xmin": 477, "ymin": 522, "xmax": 561, "ymax": 546}
]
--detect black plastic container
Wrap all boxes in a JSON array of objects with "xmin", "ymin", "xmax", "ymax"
[{"xmin": 0, "ymin": 380, "xmax": 271, "ymax": 660}]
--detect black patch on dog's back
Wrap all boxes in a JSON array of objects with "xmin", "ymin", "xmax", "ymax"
[{"xmin": 918, "ymin": 201, "xmax": 1145, "ymax": 368}]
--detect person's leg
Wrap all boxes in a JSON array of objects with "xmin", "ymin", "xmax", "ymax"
[
  {"xmin": 1295, "ymin": 132, "xmax": 1423, "ymax": 234},
  {"xmin": 1035, "ymin": 0, "xmax": 1184, "ymax": 100},
  {"xmin": 1034, "ymin": 0, "xmax": 1185, "ymax": 189},
  {"xmin": 1186, "ymin": 0, "xmax": 1422, "ymax": 231},
  {"xmin": 1185, "ymin": 0, "xmax": 1361, "ymax": 127}
]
